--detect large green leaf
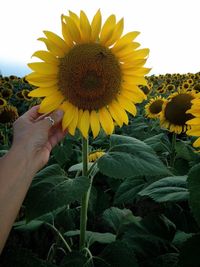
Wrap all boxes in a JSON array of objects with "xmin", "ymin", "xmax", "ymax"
[
  {"xmin": 25, "ymin": 176, "xmax": 90, "ymax": 221},
  {"xmin": 144, "ymin": 133, "xmax": 170, "ymax": 153},
  {"xmin": 98, "ymin": 134, "xmax": 171, "ymax": 179},
  {"xmin": 100, "ymin": 240, "xmax": 139, "ymax": 267},
  {"xmin": 138, "ymin": 175, "xmax": 189, "ymax": 202},
  {"xmin": 114, "ymin": 176, "xmax": 146, "ymax": 204},
  {"xmin": 188, "ymin": 163, "xmax": 200, "ymax": 227}
]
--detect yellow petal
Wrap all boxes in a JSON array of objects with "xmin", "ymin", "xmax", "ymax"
[
  {"xmin": 38, "ymin": 37, "xmax": 66, "ymax": 57},
  {"xmin": 109, "ymin": 100, "xmax": 129, "ymax": 125},
  {"xmin": 100, "ymin": 15, "xmax": 116, "ymax": 45},
  {"xmin": 32, "ymin": 50, "xmax": 58, "ymax": 64},
  {"xmin": 28, "ymin": 62, "xmax": 58, "ymax": 75},
  {"xmin": 112, "ymin": 31, "xmax": 140, "ymax": 52},
  {"xmin": 104, "ymin": 18, "xmax": 124, "ymax": 47},
  {"xmin": 43, "ymin": 31, "xmax": 70, "ymax": 53},
  {"xmin": 39, "ymin": 91, "xmax": 64, "ymax": 113},
  {"xmin": 113, "ymin": 43, "xmax": 140, "ymax": 58},
  {"xmin": 80, "ymin": 10, "xmax": 91, "ymax": 43},
  {"xmin": 117, "ymin": 95, "xmax": 137, "ymax": 116},
  {"xmin": 65, "ymin": 16, "xmax": 81, "ymax": 43},
  {"xmin": 79, "ymin": 110, "xmax": 90, "ymax": 138},
  {"xmin": 128, "ymin": 48, "xmax": 150, "ymax": 60},
  {"xmin": 91, "ymin": 9, "xmax": 102, "ymax": 42},
  {"xmin": 68, "ymin": 107, "xmax": 78, "ymax": 135},
  {"xmin": 123, "ymin": 75, "xmax": 148, "ymax": 86},
  {"xmin": 108, "ymin": 102, "xmax": 123, "ymax": 127},
  {"xmin": 28, "ymin": 86, "xmax": 57, "ymax": 97},
  {"xmin": 69, "ymin": 10, "xmax": 80, "ymax": 27},
  {"xmin": 121, "ymin": 59, "xmax": 147, "ymax": 69},
  {"xmin": 60, "ymin": 101, "xmax": 76, "ymax": 130},
  {"xmin": 193, "ymin": 137, "xmax": 200, "ymax": 147},
  {"xmin": 26, "ymin": 72, "xmax": 57, "ymax": 87},
  {"xmin": 99, "ymin": 107, "xmax": 114, "ymax": 135},
  {"xmin": 133, "ymin": 67, "xmax": 151, "ymax": 76},
  {"xmin": 61, "ymin": 15, "xmax": 74, "ymax": 47},
  {"xmin": 77, "ymin": 109, "xmax": 84, "ymax": 129},
  {"xmin": 90, "ymin": 110, "xmax": 100, "ymax": 138},
  {"xmin": 186, "ymin": 118, "xmax": 200, "ymax": 125}
]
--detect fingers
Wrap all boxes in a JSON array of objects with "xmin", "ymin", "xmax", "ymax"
[
  {"xmin": 23, "ymin": 105, "xmax": 40, "ymax": 121},
  {"xmin": 37, "ymin": 109, "xmax": 64, "ymax": 129}
]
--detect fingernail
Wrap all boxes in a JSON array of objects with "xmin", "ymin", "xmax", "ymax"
[{"xmin": 56, "ymin": 109, "xmax": 64, "ymax": 118}]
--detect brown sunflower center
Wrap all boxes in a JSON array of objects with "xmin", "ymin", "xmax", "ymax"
[
  {"xmin": 149, "ymin": 99, "xmax": 164, "ymax": 114},
  {"xmin": 0, "ymin": 98, "xmax": 5, "ymax": 106},
  {"xmin": 58, "ymin": 43, "xmax": 121, "ymax": 110},
  {"xmin": 164, "ymin": 93, "xmax": 194, "ymax": 125}
]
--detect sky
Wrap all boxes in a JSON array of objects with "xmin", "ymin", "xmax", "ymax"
[{"xmin": 0, "ymin": 0, "xmax": 200, "ymax": 77}]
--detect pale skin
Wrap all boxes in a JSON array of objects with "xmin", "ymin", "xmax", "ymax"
[{"xmin": 0, "ymin": 105, "xmax": 66, "ymax": 253}]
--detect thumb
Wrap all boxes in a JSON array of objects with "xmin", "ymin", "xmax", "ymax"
[{"xmin": 39, "ymin": 109, "xmax": 64, "ymax": 129}]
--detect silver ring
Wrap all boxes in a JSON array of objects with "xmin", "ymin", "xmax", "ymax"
[{"xmin": 44, "ymin": 116, "xmax": 55, "ymax": 126}]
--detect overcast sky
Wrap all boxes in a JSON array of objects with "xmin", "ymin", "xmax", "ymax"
[{"xmin": 0, "ymin": 0, "xmax": 200, "ymax": 77}]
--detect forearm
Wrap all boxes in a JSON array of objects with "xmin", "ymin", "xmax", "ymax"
[{"xmin": 0, "ymin": 145, "xmax": 37, "ymax": 253}]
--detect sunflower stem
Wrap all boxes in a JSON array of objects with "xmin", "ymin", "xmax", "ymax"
[
  {"xmin": 170, "ymin": 132, "xmax": 177, "ymax": 168},
  {"xmin": 79, "ymin": 136, "xmax": 90, "ymax": 251}
]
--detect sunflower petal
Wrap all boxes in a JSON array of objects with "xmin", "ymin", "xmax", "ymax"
[
  {"xmin": 69, "ymin": 10, "xmax": 80, "ymax": 27},
  {"xmin": 123, "ymin": 75, "xmax": 148, "ymax": 86},
  {"xmin": 32, "ymin": 50, "xmax": 58, "ymax": 64},
  {"xmin": 80, "ymin": 10, "xmax": 91, "ymax": 43},
  {"xmin": 79, "ymin": 110, "xmax": 90, "ymax": 138},
  {"xmin": 65, "ymin": 16, "xmax": 81, "ymax": 43},
  {"xmin": 28, "ymin": 62, "xmax": 58, "ymax": 75},
  {"xmin": 117, "ymin": 95, "xmax": 137, "ymax": 116},
  {"xmin": 61, "ymin": 15, "xmax": 74, "ymax": 47},
  {"xmin": 104, "ymin": 18, "xmax": 124, "ymax": 47},
  {"xmin": 186, "ymin": 118, "xmax": 200, "ymax": 125},
  {"xmin": 112, "ymin": 31, "xmax": 140, "ymax": 52},
  {"xmin": 108, "ymin": 101, "xmax": 123, "ymax": 127},
  {"xmin": 68, "ymin": 107, "xmax": 78, "ymax": 135},
  {"xmin": 38, "ymin": 37, "xmax": 66, "ymax": 57},
  {"xmin": 43, "ymin": 31, "xmax": 69, "ymax": 53},
  {"xmin": 77, "ymin": 109, "xmax": 84, "ymax": 129},
  {"xmin": 113, "ymin": 43, "xmax": 140, "ymax": 58},
  {"xmin": 26, "ymin": 72, "xmax": 57, "ymax": 87},
  {"xmin": 90, "ymin": 110, "xmax": 100, "ymax": 138},
  {"xmin": 100, "ymin": 15, "xmax": 116, "ymax": 45},
  {"xmin": 91, "ymin": 9, "xmax": 102, "ymax": 41},
  {"xmin": 39, "ymin": 91, "xmax": 64, "ymax": 113},
  {"xmin": 193, "ymin": 137, "xmax": 200, "ymax": 147},
  {"xmin": 28, "ymin": 86, "xmax": 57, "ymax": 97},
  {"xmin": 99, "ymin": 107, "xmax": 114, "ymax": 135},
  {"xmin": 60, "ymin": 101, "xmax": 76, "ymax": 130}
]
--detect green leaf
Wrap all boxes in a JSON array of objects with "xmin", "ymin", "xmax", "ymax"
[
  {"xmin": 179, "ymin": 234, "xmax": 200, "ymax": 267},
  {"xmin": 102, "ymin": 207, "xmax": 134, "ymax": 233},
  {"xmin": 65, "ymin": 230, "xmax": 116, "ymax": 247},
  {"xmin": 114, "ymin": 176, "xmax": 146, "ymax": 204},
  {"xmin": 60, "ymin": 251, "xmax": 87, "ymax": 267},
  {"xmin": 138, "ymin": 175, "xmax": 189, "ymax": 202},
  {"xmin": 188, "ymin": 163, "xmax": 200, "ymax": 226},
  {"xmin": 98, "ymin": 134, "xmax": 171, "ymax": 179},
  {"xmin": 144, "ymin": 253, "xmax": 179, "ymax": 267},
  {"xmin": 52, "ymin": 144, "xmax": 71, "ymax": 166},
  {"xmin": 68, "ymin": 162, "xmax": 93, "ymax": 172},
  {"xmin": 100, "ymin": 240, "xmax": 139, "ymax": 267},
  {"xmin": 144, "ymin": 133, "xmax": 170, "ymax": 153},
  {"xmin": 25, "ymin": 176, "xmax": 90, "ymax": 221}
]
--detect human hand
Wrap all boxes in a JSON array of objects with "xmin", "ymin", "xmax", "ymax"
[{"xmin": 11, "ymin": 105, "xmax": 66, "ymax": 172}]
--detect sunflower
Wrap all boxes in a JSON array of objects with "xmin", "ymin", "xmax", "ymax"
[
  {"xmin": 1, "ymin": 88, "xmax": 13, "ymax": 99},
  {"xmin": 26, "ymin": 10, "xmax": 150, "ymax": 138},
  {"xmin": 145, "ymin": 96, "xmax": 165, "ymax": 119},
  {"xmin": 186, "ymin": 96, "xmax": 200, "ymax": 147},
  {"xmin": 0, "ymin": 105, "xmax": 19, "ymax": 124},
  {"xmin": 166, "ymin": 84, "xmax": 176, "ymax": 93},
  {"xmin": 89, "ymin": 150, "xmax": 105, "ymax": 162},
  {"xmin": 22, "ymin": 89, "xmax": 33, "ymax": 101},
  {"xmin": 193, "ymin": 83, "xmax": 200, "ymax": 93},
  {"xmin": 15, "ymin": 91, "xmax": 25, "ymax": 100},
  {"xmin": 181, "ymin": 81, "xmax": 190, "ymax": 91},
  {"xmin": 0, "ymin": 97, "xmax": 7, "ymax": 108},
  {"xmin": 160, "ymin": 90, "xmax": 197, "ymax": 134}
]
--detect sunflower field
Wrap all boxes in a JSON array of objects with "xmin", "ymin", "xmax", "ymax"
[
  {"xmin": 1, "ymin": 71, "xmax": 200, "ymax": 267},
  {"xmin": 1, "ymin": 9, "xmax": 200, "ymax": 267}
]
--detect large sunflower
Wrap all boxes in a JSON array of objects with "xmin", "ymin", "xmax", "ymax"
[
  {"xmin": 160, "ymin": 90, "xmax": 197, "ymax": 134},
  {"xmin": 186, "ymin": 96, "xmax": 200, "ymax": 147},
  {"xmin": 26, "ymin": 10, "xmax": 150, "ymax": 138},
  {"xmin": 145, "ymin": 96, "xmax": 165, "ymax": 119}
]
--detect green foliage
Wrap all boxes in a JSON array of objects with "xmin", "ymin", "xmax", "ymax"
[{"xmin": 98, "ymin": 134, "xmax": 171, "ymax": 179}]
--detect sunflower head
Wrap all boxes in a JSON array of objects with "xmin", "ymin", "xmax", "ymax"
[
  {"xmin": 15, "ymin": 91, "xmax": 25, "ymax": 100},
  {"xmin": 27, "ymin": 9, "xmax": 150, "ymax": 138},
  {"xmin": 22, "ymin": 89, "xmax": 33, "ymax": 101},
  {"xmin": 0, "ymin": 105, "xmax": 19, "ymax": 124},
  {"xmin": 166, "ymin": 84, "xmax": 176, "ymax": 93},
  {"xmin": 89, "ymin": 150, "xmax": 105, "ymax": 162},
  {"xmin": 1, "ymin": 88, "xmax": 13, "ymax": 99},
  {"xmin": 145, "ymin": 96, "xmax": 166, "ymax": 119},
  {"xmin": 160, "ymin": 90, "xmax": 197, "ymax": 134},
  {"xmin": 0, "ymin": 97, "xmax": 7, "ymax": 108}
]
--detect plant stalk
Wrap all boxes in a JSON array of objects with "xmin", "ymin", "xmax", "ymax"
[{"xmin": 170, "ymin": 132, "xmax": 177, "ymax": 167}]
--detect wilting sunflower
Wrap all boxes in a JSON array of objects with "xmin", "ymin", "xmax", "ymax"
[
  {"xmin": 0, "ymin": 105, "xmax": 19, "ymax": 124},
  {"xmin": 26, "ymin": 10, "xmax": 150, "ymax": 138},
  {"xmin": 89, "ymin": 150, "xmax": 105, "ymax": 162},
  {"xmin": 186, "ymin": 96, "xmax": 200, "ymax": 147},
  {"xmin": 145, "ymin": 96, "xmax": 166, "ymax": 119},
  {"xmin": 160, "ymin": 90, "xmax": 197, "ymax": 134},
  {"xmin": 0, "ymin": 97, "xmax": 7, "ymax": 108}
]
